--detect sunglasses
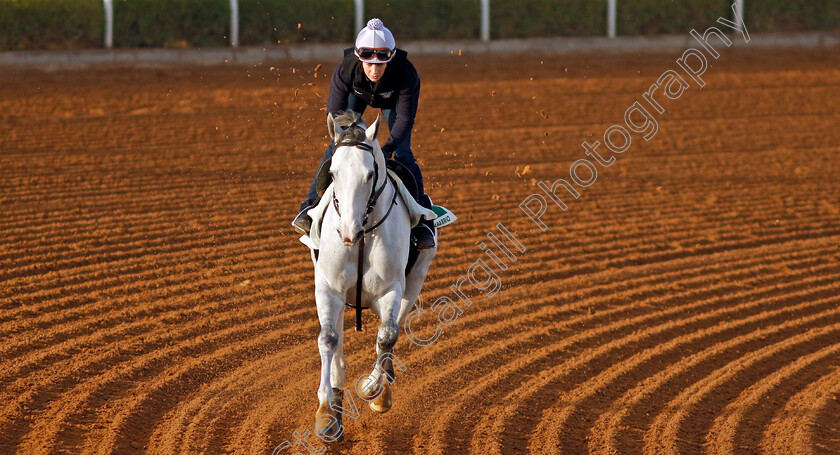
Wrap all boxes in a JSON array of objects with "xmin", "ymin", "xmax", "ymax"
[{"xmin": 357, "ymin": 48, "xmax": 393, "ymax": 61}]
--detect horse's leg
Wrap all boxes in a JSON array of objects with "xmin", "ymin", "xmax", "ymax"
[
  {"xmin": 367, "ymin": 247, "xmax": 434, "ymax": 409},
  {"xmin": 314, "ymin": 286, "xmax": 344, "ymax": 441},
  {"xmin": 398, "ymin": 248, "xmax": 436, "ymax": 327},
  {"xmin": 365, "ymin": 288, "xmax": 402, "ymax": 413},
  {"xmin": 397, "ymin": 259, "xmax": 428, "ymax": 326},
  {"xmin": 328, "ymin": 306, "xmax": 346, "ymax": 441},
  {"xmin": 330, "ymin": 306, "xmax": 347, "ymax": 390}
]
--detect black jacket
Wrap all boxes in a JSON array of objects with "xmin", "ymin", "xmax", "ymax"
[{"xmin": 327, "ymin": 48, "xmax": 420, "ymax": 154}]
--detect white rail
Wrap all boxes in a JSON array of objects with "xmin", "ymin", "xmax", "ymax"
[
  {"xmin": 481, "ymin": 0, "xmax": 490, "ymax": 41},
  {"xmin": 355, "ymin": 0, "xmax": 364, "ymax": 34},
  {"xmin": 103, "ymin": 0, "xmax": 113, "ymax": 48},
  {"xmin": 229, "ymin": 0, "xmax": 239, "ymax": 47},
  {"xmin": 607, "ymin": 0, "xmax": 617, "ymax": 38}
]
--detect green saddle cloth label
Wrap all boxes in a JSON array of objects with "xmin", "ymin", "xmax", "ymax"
[{"xmin": 431, "ymin": 206, "xmax": 457, "ymax": 228}]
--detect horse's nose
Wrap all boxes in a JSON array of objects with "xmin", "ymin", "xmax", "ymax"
[{"xmin": 338, "ymin": 228, "xmax": 364, "ymax": 246}]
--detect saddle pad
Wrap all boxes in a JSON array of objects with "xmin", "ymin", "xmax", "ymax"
[
  {"xmin": 303, "ymin": 173, "xmax": 436, "ymax": 250},
  {"xmin": 431, "ymin": 205, "xmax": 457, "ymax": 228},
  {"xmin": 304, "ymin": 185, "xmax": 334, "ymax": 249}
]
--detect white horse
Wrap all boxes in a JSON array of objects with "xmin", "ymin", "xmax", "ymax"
[{"xmin": 311, "ymin": 111, "xmax": 437, "ymax": 441}]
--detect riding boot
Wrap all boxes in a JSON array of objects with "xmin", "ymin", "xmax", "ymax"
[
  {"xmin": 395, "ymin": 157, "xmax": 435, "ymax": 249},
  {"xmin": 292, "ymin": 203, "xmax": 316, "ymax": 236},
  {"xmin": 412, "ymin": 218, "xmax": 436, "ymax": 250},
  {"xmin": 292, "ymin": 187, "xmax": 320, "ymax": 235},
  {"xmin": 411, "ymin": 195, "xmax": 436, "ymax": 250}
]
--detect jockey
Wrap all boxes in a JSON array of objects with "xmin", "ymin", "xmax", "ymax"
[{"xmin": 292, "ymin": 18, "xmax": 436, "ymax": 249}]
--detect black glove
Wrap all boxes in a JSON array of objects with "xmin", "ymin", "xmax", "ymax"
[{"xmin": 381, "ymin": 143, "xmax": 396, "ymax": 160}]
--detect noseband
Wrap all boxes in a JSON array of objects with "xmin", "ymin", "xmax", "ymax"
[{"xmin": 330, "ymin": 138, "xmax": 397, "ymax": 234}]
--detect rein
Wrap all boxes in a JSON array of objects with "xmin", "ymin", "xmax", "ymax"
[{"xmin": 330, "ymin": 136, "xmax": 398, "ymax": 331}]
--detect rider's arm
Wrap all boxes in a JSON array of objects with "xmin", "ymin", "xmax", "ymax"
[
  {"xmin": 327, "ymin": 64, "xmax": 349, "ymax": 114},
  {"xmin": 382, "ymin": 65, "xmax": 420, "ymax": 156}
]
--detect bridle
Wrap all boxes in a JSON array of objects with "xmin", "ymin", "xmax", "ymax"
[
  {"xmin": 330, "ymin": 138, "xmax": 398, "ymax": 235},
  {"xmin": 329, "ymin": 133, "xmax": 398, "ymax": 331}
]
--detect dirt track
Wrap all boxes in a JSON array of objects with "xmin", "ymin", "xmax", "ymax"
[{"xmin": 1, "ymin": 48, "xmax": 839, "ymax": 454}]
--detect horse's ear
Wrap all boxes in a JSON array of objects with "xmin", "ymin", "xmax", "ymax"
[
  {"xmin": 365, "ymin": 114, "xmax": 381, "ymax": 143},
  {"xmin": 326, "ymin": 112, "xmax": 336, "ymax": 141}
]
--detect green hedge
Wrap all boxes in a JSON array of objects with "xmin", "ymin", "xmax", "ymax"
[
  {"xmin": 749, "ymin": 0, "xmax": 840, "ymax": 32},
  {"xmin": 238, "ymin": 0, "xmax": 353, "ymax": 46},
  {"xmin": 0, "ymin": 0, "xmax": 837, "ymax": 51},
  {"xmin": 366, "ymin": 0, "xmax": 481, "ymax": 40},
  {"xmin": 491, "ymin": 0, "xmax": 605, "ymax": 38},
  {"xmin": 114, "ymin": 0, "xmax": 228, "ymax": 47},
  {"xmin": 0, "ymin": 0, "xmax": 101, "ymax": 50},
  {"xmin": 617, "ymin": 0, "xmax": 732, "ymax": 35}
]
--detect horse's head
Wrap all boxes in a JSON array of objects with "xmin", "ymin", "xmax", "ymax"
[{"xmin": 327, "ymin": 111, "xmax": 383, "ymax": 246}]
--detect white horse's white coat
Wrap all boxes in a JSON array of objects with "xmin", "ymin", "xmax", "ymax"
[{"xmin": 311, "ymin": 113, "xmax": 436, "ymax": 437}]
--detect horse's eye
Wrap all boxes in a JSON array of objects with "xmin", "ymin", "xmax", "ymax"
[{"xmin": 366, "ymin": 172, "xmax": 374, "ymax": 182}]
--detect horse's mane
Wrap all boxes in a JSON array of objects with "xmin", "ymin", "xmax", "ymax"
[{"xmin": 334, "ymin": 111, "xmax": 368, "ymax": 145}]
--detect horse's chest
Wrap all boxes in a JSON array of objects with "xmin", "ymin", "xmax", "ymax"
[{"xmin": 318, "ymin": 247, "xmax": 400, "ymax": 293}]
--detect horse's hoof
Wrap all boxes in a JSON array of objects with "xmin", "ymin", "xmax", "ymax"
[
  {"xmin": 369, "ymin": 382, "xmax": 392, "ymax": 413},
  {"xmin": 330, "ymin": 388, "xmax": 344, "ymax": 442},
  {"xmin": 358, "ymin": 375, "xmax": 382, "ymax": 401},
  {"xmin": 315, "ymin": 403, "xmax": 344, "ymax": 442}
]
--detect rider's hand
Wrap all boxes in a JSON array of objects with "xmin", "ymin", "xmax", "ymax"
[{"xmin": 381, "ymin": 143, "xmax": 396, "ymax": 160}]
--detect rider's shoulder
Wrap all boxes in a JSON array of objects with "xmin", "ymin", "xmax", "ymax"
[
  {"xmin": 340, "ymin": 47, "xmax": 358, "ymax": 67},
  {"xmin": 391, "ymin": 49, "xmax": 414, "ymax": 69},
  {"xmin": 390, "ymin": 49, "xmax": 417, "ymax": 75}
]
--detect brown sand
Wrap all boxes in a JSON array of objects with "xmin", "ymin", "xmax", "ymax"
[{"xmin": 1, "ymin": 48, "xmax": 839, "ymax": 454}]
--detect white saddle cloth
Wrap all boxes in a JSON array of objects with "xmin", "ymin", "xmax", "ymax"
[{"xmin": 306, "ymin": 169, "xmax": 436, "ymax": 250}]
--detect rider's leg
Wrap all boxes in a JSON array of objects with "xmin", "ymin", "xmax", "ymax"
[
  {"xmin": 381, "ymin": 108, "xmax": 436, "ymax": 249},
  {"xmin": 392, "ymin": 144, "xmax": 431, "ymax": 208},
  {"xmin": 380, "ymin": 108, "xmax": 430, "ymax": 205},
  {"xmin": 302, "ymin": 144, "xmax": 334, "ymax": 211},
  {"xmin": 292, "ymin": 143, "xmax": 334, "ymax": 235},
  {"xmin": 346, "ymin": 93, "xmax": 367, "ymax": 117}
]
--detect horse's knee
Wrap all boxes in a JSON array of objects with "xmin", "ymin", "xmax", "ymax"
[
  {"xmin": 377, "ymin": 324, "xmax": 398, "ymax": 352},
  {"xmin": 319, "ymin": 327, "xmax": 339, "ymax": 352}
]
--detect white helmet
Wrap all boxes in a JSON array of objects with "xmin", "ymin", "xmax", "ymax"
[{"xmin": 354, "ymin": 18, "xmax": 396, "ymax": 64}]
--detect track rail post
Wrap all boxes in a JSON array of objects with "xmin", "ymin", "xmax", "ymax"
[
  {"xmin": 103, "ymin": 0, "xmax": 113, "ymax": 48},
  {"xmin": 480, "ymin": 0, "xmax": 490, "ymax": 41},
  {"xmin": 735, "ymin": 0, "xmax": 744, "ymax": 29},
  {"xmin": 229, "ymin": 0, "xmax": 239, "ymax": 47},
  {"xmin": 355, "ymin": 0, "xmax": 364, "ymax": 33}
]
